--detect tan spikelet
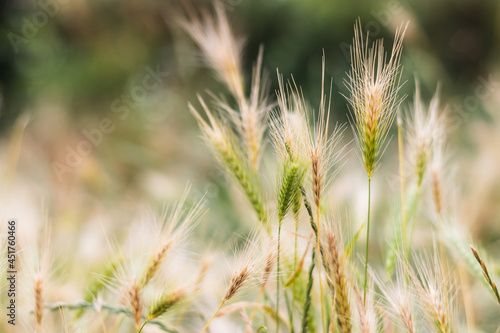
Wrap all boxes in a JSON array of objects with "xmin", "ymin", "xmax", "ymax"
[
  {"xmin": 325, "ymin": 229, "xmax": 351, "ymax": 333},
  {"xmin": 34, "ymin": 273, "xmax": 44, "ymax": 332},
  {"xmin": 127, "ymin": 281, "xmax": 143, "ymax": 330}
]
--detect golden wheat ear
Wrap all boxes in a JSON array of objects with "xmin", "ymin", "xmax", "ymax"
[
  {"xmin": 140, "ymin": 188, "xmax": 206, "ymax": 288},
  {"xmin": 470, "ymin": 245, "xmax": 500, "ymax": 305},
  {"xmin": 126, "ymin": 280, "xmax": 143, "ymax": 331},
  {"xmin": 200, "ymin": 232, "xmax": 264, "ymax": 333},
  {"xmin": 28, "ymin": 219, "xmax": 52, "ymax": 333},
  {"xmin": 324, "ymin": 223, "xmax": 352, "ymax": 333}
]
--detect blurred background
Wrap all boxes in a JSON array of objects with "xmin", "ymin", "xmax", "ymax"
[{"xmin": 1, "ymin": 0, "xmax": 500, "ymax": 330}]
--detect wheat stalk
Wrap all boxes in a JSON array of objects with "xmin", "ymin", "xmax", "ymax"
[
  {"xmin": 470, "ymin": 245, "xmax": 500, "ymax": 305},
  {"xmin": 344, "ymin": 20, "xmax": 407, "ymax": 304},
  {"xmin": 301, "ymin": 247, "xmax": 316, "ymax": 333}
]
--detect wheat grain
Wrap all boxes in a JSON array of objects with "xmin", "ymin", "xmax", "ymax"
[
  {"xmin": 470, "ymin": 245, "xmax": 500, "ymax": 305},
  {"xmin": 325, "ymin": 228, "xmax": 351, "ymax": 333}
]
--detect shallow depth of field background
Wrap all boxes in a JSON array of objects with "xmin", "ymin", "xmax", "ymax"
[{"xmin": 1, "ymin": 0, "xmax": 500, "ymax": 331}]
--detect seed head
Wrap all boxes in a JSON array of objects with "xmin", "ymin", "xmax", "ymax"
[
  {"xmin": 406, "ymin": 81, "xmax": 445, "ymax": 188},
  {"xmin": 325, "ymin": 227, "xmax": 352, "ymax": 333},
  {"xmin": 223, "ymin": 233, "xmax": 264, "ymax": 302},
  {"xmin": 182, "ymin": 3, "xmax": 245, "ymax": 101},
  {"xmin": 344, "ymin": 20, "xmax": 407, "ymax": 179},
  {"xmin": 308, "ymin": 55, "xmax": 346, "ymax": 211},
  {"xmin": 147, "ymin": 289, "xmax": 187, "ymax": 320}
]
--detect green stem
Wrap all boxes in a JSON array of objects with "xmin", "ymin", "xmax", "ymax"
[
  {"xmin": 282, "ymin": 276, "xmax": 293, "ymax": 331},
  {"xmin": 398, "ymin": 120, "xmax": 407, "ymax": 258},
  {"xmin": 363, "ymin": 178, "xmax": 372, "ymax": 305},
  {"xmin": 291, "ymin": 213, "xmax": 299, "ymax": 332},
  {"xmin": 406, "ymin": 185, "xmax": 422, "ymax": 259},
  {"xmin": 138, "ymin": 320, "xmax": 149, "ymax": 333},
  {"xmin": 201, "ymin": 300, "xmax": 225, "ymax": 333},
  {"xmin": 300, "ymin": 187, "xmax": 334, "ymax": 293},
  {"xmin": 276, "ymin": 220, "xmax": 282, "ymax": 333},
  {"xmin": 301, "ymin": 248, "xmax": 316, "ymax": 333}
]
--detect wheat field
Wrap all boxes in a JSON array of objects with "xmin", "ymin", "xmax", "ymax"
[{"xmin": 1, "ymin": 1, "xmax": 499, "ymax": 332}]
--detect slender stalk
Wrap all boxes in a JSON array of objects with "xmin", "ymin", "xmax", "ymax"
[
  {"xmin": 363, "ymin": 178, "xmax": 372, "ymax": 305},
  {"xmin": 300, "ymin": 188, "xmax": 333, "ymax": 293},
  {"xmin": 282, "ymin": 277, "xmax": 294, "ymax": 331},
  {"xmin": 291, "ymin": 209, "xmax": 300, "ymax": 332},
  {"xmin": 249, "ymin": 285, "xmax": 265, "ymax": 323},
  {"xmin": 301, "ymin": 248, "xmax": 316, "ymax": 333},
  {"xmin": 458, "ymin": 262, "xmax": 475, "ymax": 331},
  {"xmin": 407, "ymin": 185, "xmax": 422, "ymax": 254},
  {"xmin": 398, "ymin": 118, "xmax": 407, "ymax": 255},
  {"xmin": 99, "ymin": 311, "xmax": 108, "ymax": 333},
  {"xmin": 201, "ymin": 300, "xmax": 226, "ymax": 333},
  {"xmin": 316, "ymin": 209, "xmax": 326, "ymax": 332},
  {"xmin": 437, "ymin": 216, "xmax": 446, "ymax": 271},
  {"xmin": 276, "ymin": 220, "xmax": 282, "ymax": 333},
  {"xmin": 138, "ymin": 320, "xmax": 149, "ymax": 333}
]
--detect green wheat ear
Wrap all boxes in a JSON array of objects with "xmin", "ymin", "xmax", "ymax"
[
  {"xmin": 147, "ymin": 290, "xmax": 185, "ymax": 321},
  {"xmin": 363, "ymin": 125, "xmax": 378, "ymax": 179},
  {"xmin": 277, "ymin": 160, "xmax": 307, "ymax": 222},
  {"xmin": 416, "ymin": 149, "xmax": 427, "ymax": 187},
  {"xmin": 190, "ymin": 98, "xmax": 269, "ymax": 226},
  {"xmin": 213, "ymin": 132, "xmax": 268, "ymax": 224}
]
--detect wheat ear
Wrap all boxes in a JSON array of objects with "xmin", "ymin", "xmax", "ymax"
[
  {"xmin": 34, "ymin": 273, "xmax": 44, "ymax": 333},
  {"xmin": 325, "ymin": 230, "xmax": 351, "ymax": 333},
  {"xmin": 138, "ymin": 289, "xmax": 187, "ymax": 333},
  {"xmin": 470, "ymin": 245, "xmax": 500, "ymax": 305}
]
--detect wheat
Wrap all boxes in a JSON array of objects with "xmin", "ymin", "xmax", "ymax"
[
  {"xmin": 305, "ymin": 55, "xmax": 347, "ymax": 330},
  {"xmin": 410, "ymin": 250, "xmax": 455, "ymax": 333},
  {"xmin": 344, "ymin": 20, "xmax": 407, "ymax": 304},
  {"xmin": 301, "ymin": 247, "xmax": 316, "ymax": 333},
  {"xmin": 470, "ymin": 245, "xmax": 500, "ymax": 305},
  {"xmin": 344, "ymin": 20, "xmax": 407, "ymax": 179},
  {"xmin": 200, "ymin": 233, "xmax": 263, "ymax": 333},
  {"xmin": 126, "ymin": 280, "xmax": 143, "ymax": 331},
  {"xmin": 34, "ymin": 273, "xmax": 44, "ymax": 333},
  {"xmin": 182, "ymin": 3, "xmax": 245, "ymax": 101},
  {"xmin": 406, "ymin": 81, "xmax": 444, "ymax": 188},
  {"xmin": 354, "ymin": 284, "xmax": 377, "ymax": 333},
  {"xmin": 140, "ymin": 193, "xmax": 205, "ymax": 288},
  {"xmin": 183, "ymin": 4, "xmax": 270, "ymax": 172},
  {"xmin": 190, "ymin": 97, "xmax": 268, "ymax": 224},
  {"xmin": 325, "ymin": 227, "xmax": 352, "ymax": 333},
  {"xmin": 375, "ymin": 263, "xmax": 415, "ymax": 333},
  {"xmin": 147, "ymin": 289, "xmax": 186, "ymax": 321}
]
